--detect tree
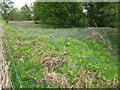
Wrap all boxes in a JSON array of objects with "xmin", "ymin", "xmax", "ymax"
[
  {"xmin": 85, "ymin": 2, "xmax": 118, "ymax": 27},
  {"xmin": 20, "ymin": 4, "xmax": 32, "ymax": 20},
  {"xmin": 1, "ymin": 0, "xmax": 14, "ymax": 23},
  {"xmin": 33, "ymin": 2, "xmax": 88, "ymax": 27}
]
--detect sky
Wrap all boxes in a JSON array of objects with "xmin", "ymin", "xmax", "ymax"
[{"xmin": 12, "ymin": 0, "xmax": 35, "ymax": 9}]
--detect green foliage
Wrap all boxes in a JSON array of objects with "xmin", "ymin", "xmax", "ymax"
[
  {"xmin": 85, "ymin": 2, "xmax": 118, "ymax": 28},
  {"xmin": 33, "ymin": 2, "xmax": 118, "ymax": 28},
  {"xmin": 1, "ymin": 0, "xmax": 33, "ymax": 21},
  {"xmin": 20, "ymin": 4, "xmax": 33, "ymax": 20},
  {"xmin": 33, "ymin": 2, "xmax": 88, "ymax": 27},
  {"xmin": 1, "ymin": 0, "xmax": 14, "ymax": 21}
]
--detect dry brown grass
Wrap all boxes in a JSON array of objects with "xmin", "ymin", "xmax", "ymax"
[
  {"xmin": 70, "ymin": 69, "xmax": 119, "ymax": 88},
  {"xmin": 26, "ymin": 68, "xmax": 119, "ymax": 88},
  {"xmin": 92, "ymin": 31, "xmax": 115, "ymax": 53}
]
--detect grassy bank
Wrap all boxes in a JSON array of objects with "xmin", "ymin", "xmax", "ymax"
[{"xmin": 3, "ymin": 23, "xmax": 118, "ymax": 88}]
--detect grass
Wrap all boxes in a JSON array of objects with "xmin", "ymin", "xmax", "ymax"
[{"xmin": 3, "ymin": 22, "xmax": 119, "ymax": 88}]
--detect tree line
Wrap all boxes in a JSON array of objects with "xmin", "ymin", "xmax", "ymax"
[
  {"xmin": 33, "ymin": 2, "xmax": 118, "ymax": 28},
  {"xmin": 1, "ymin": 1, "xmax": 119, "ymax": 28},
  {"xmin": 1, "ymin": 0, "xmax": 33, "ymax": 22}
]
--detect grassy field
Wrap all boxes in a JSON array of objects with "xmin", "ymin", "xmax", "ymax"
[{"xmin": 3, "ymin": 22, "xmax": 119, "ymax": 88}]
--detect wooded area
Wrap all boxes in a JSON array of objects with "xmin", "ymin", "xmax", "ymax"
[{"xmin": 1, "ymin": 1, "xmax": 119, "ymax": 28}]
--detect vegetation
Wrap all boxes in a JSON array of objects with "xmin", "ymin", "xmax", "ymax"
[
  {"xmin": 1, "ymin": 0, "xmax": 33, "ymax": 21},
  {"xmin": 85, "ymin": 2, "xmax": 118, "ymax": 27},
  {"xmin": 1, "ymin": 1, "xmax": 118, "ymax": 28},
  {"xmin": 33, "ymin": 2, "xmax": 118, "ymax": 28},
  {"xmin": 1, "ymin": 0, "xmax": 14, "ymax": 22},
  {"xmin": 3, "ymin": 23, "xmax": 118, "ymax": 88},
  {"xmin": 1, "ymin": 1, "xmax": 119, "ymax": 88}
]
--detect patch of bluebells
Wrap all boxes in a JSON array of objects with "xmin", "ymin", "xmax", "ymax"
[
  {"xmin": 71, "ymin": 30, "xmax": 80, "ymax": 34},
  {"xmin": 70, "ymin": 64, "xmax": 76, "ymax": 67},
  {"xmin": 22, "ymin": 32, "xmax": 30, "ymax": 35},
  {"xmin": 70, "ymin": 38, "xmax": 79, "ymax": 41},
  {"xmin": 45, "ymin": 32, "xmax": 53, "ymax": 35},
  {"xmin": 79, "ymin": 34, "xmax": 87, "ymax": 37},
  {"xmin": 80, "ymin": 29, "xmax": 86, "ymax": 31},
  {"xmin": 54, "ymin": 36, "xmax": 60, "ymax": 38},
  {"xmin": 52, "ymin": 29, "xmax": 71, "ymax": 35},
  {"xmin": 33, "ymin": 31, "xmax": 40, "ymax": 34}
]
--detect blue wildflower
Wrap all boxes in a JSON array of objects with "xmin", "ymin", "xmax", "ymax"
[
  {"xmin": 40, "ymin": 80, "xmax": 42, "ymax": 83},
  {"xmin": 32, "ymin": 68, "xmax": 36, "ymax": 71},
  {"xmin": 109, "ymin": 69, "xmax": 113, "ymax": 71},
  {"xmin": 73, "ymin": 64, "xmax": 76, "ymax": 66},
  {"xmin": 98, "ymin": 62, "xmax": 100, "ymax": 64},
  {"xmin": 46, "ymin": 78, "xmax": 49, "ymax": 84},
  {"xmin": 32, "ymin": 84, "xmax": 35, "ymax": 86},
  {"xmin": 16, "ymin": 74, "xmax": 18, "ymax": 78},
  {"xmin": 36, "ymin": 80, "xmax": 39, "ymax": 83}
]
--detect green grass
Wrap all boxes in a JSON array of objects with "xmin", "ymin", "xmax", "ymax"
[
  {"xmin": 3, "ymin": 23, "xmax": 119, "ymax": 88},
  {"xmin": 36, "ymin": 22, "xmax": 64, "ymax": 29}
]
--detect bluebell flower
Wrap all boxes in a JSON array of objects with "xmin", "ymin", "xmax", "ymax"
[
  {"xmin": 98, "ymin": 62, "xmax": 100, "ymax": 64},
  {"xmin": 73, "ymin": 64, "xmax": 76, "ymax": 66},
  {"xmin": 32, "ymin": 84, "xmax": 35, "ymax": 86},
  {"xmin": 16, "ymin": 74, "xmax": 18, "ymax": 78},
  {"xmin": 70, "ymin": 64, "xmax": 72, "ymax": 67},
  {"xmin": 36, "ymin": 80, "xmax": 39, "ymax": 83},
  {"xmin": 32, "ymin": 68, "xmax": 36, "ymax": 71},
  {"xmin": 109, "ymin": 69, "xmax": 113, "ymax": 71},
  {"xmin": 46, "ymin": 78, "xmax": 49, "ymax": 84},
  {"xmin": 40, "ymin": 80, "xmax": 42, "ymax": 83}
]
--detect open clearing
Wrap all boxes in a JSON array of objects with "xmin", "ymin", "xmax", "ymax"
[{"xmin": 3, "ymin": 22, "xmax": 119, "ymax": 88}]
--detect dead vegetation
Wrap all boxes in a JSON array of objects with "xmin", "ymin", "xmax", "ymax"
[
  {"xmin": 71, "ymin": 69, "xmax": 119, "ymax": 88},
  {"xmin": 92, "ymin": 30, "xmax": 115, "ymax": 53},
  {"xmin": 25, "ymin": 68, "xmax": 119, "ymax": 88}
]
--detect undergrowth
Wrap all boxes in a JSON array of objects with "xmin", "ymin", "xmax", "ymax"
[{"xmin": 3, "ymin": 23, "xmax": 119, "ymax": 88}]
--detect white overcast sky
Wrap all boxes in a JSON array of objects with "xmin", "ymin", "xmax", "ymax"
[{"xmin": 12, "ymin": 0, "xmax": 35, "ymax": 9}]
